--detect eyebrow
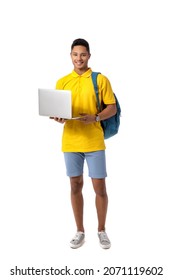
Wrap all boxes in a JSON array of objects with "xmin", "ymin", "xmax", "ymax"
[{"xmin": 72, "ymin": 52, "xmax": 87, "ymax": 55}]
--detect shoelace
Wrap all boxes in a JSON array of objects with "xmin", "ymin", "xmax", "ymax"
[
  {"xmin": 99, "ymin": 232, "xmax": 109, "ymax": 242},
  {"xmin": 73, "ymin": 232, "xmax": 84, "ymax": 241}
]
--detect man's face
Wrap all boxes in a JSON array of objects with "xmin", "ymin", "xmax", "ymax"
[{"xmin": 71, "ymin": 45, "xmax": 91, "ymax": 73}]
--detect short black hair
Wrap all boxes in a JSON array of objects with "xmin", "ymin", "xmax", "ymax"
[{"xmin": 71, "ymin": 38, "xmax": 90, "ymax": 54}]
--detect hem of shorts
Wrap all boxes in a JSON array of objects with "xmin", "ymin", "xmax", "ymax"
[
  {"xmin": 89, "ymin": 174, "xmax": 107, "ymax": 179},
  {"xmin": 67, "ymin": 172, "xmax": 83, "ymax": 177}
]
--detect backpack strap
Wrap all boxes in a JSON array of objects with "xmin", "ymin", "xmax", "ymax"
[{"xmin": 91, "ymin": 72, "xmax": 101, "ymax": 112}]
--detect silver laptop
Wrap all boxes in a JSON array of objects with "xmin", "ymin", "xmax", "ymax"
[{"xmin": 38, "ymin": 89, "xmax": 80, "ymax": 119}]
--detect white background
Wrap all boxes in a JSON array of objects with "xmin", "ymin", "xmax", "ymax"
[{"xmin": 0, "ymin": 0, "xmax": 173, "ymax": 279}]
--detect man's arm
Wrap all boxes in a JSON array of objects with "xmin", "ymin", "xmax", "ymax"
[
  {"xmin": 97, "ymin": 104, "xmax": 117, "ymax": 121},
  {"xmin": 79, "ymin": 103, "xmax": 117, "ymax": 124}
]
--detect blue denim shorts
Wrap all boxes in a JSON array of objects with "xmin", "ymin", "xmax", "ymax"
[{"xmin": 64, "ymin": 150, "xmax": 107, "ymax": 178}]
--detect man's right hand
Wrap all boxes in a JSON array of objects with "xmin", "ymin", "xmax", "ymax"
[{"xmin": 49, "ymin": 117, "xmax": 66, "ymax": 123}]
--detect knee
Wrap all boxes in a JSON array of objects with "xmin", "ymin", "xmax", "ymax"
[
  {"xmin": 92, "ymin": 179, "xmax": 107, "ymax": 197},
  {"xmin": 94, "ymin": 186, "xmax": 107, "ymax": 197},
  {"xmin": 70, "ymin": 176, "xmax": 83, "ymax": 195}
]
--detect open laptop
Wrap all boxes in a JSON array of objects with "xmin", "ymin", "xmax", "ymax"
[{"xmin": 38, "ymin": 89, "xmax": 80, "ymax": 119}]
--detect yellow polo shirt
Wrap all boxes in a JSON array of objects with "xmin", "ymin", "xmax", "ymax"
[{"xmin": 56, "ymin": 68, "xmax": 115, "ymax": 152}]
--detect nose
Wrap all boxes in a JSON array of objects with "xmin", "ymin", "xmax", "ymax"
[{"xmin": 76, "ymin": 54, "xmax": 83, "ymax": 60}]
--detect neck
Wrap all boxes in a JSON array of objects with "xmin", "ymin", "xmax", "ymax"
[{"xmin": 74, "ymin": 67, "xmax": 89, "ymax": 75}]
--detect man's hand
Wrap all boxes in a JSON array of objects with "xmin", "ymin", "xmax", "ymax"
[
  {"xmin": 49, "ymin": 117, "xmax": 66, "ymax": 123},
  {"xmin": 79, "ymin": 113, "xmax": 96, "ymax": 124}
]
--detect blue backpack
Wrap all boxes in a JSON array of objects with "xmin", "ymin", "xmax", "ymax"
[{"xmin": 91, "ymin": 72, "xmax": 121, "ymax": 139}]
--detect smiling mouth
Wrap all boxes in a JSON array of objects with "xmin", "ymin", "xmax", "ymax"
[{"xmin": 75, "ymin": 62, "xmax": 84, "ymax": 67}]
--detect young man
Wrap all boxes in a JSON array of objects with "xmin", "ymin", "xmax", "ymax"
[{"xmin": 52, "ymin": 38, "xmax": 116, "ymax": 249}]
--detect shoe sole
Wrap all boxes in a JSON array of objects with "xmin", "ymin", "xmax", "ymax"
[
  {"xmin": 70, "ymin": 239, "xmax": 85, "ymax": 249},
  {"xmin": 100, "ymin": 243, "xmax": 111, "ymax": 249}
]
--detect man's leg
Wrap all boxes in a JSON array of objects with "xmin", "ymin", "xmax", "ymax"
[
  {"xmin": 92, "ymin": 178, "xmax": 111, "ymax": 249},
  {"xmin": 92, "ymin": 178, "xmax": 108, "ymax": 232},
  {"xmin": 70, "ymin": 175, "xmax": 84, "ymax": 233}
]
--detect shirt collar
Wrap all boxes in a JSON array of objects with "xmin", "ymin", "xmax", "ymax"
[{"xmin": 71, "ymin": 68, "xmax": 92, "ymax": 78}]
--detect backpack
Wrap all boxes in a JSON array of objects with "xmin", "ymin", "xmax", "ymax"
[{"xmin": 91, "ymin": 72, "xmax": 121, "ymax": 139}]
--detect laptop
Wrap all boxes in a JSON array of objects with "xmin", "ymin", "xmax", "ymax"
[{"xmin": 38, "ymin": 88, "xmax": 80, "ymax": 119}]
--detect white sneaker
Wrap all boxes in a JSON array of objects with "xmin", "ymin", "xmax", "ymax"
[
  {"xmin": 98, "ymin": 231, "xmax": 111, "ymax": 249},
  {"xmin": 70, "ymin": 231, "xmax": 85, "ymax": 249}
]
